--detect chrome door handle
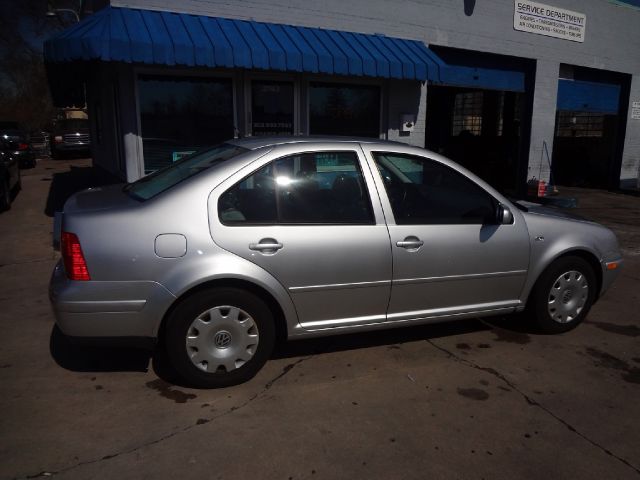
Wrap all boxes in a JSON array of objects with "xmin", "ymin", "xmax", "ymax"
[
  {"xmin": 249, "ymin": 243, "xmax": 283, "ymax": 250},
  {"xmin": 396, "ymin": 237, "xmax": 424, "ymax": 249},
  {"xmin": 249, "ymin": 239, "xmax": 283, "ymax": 253}
]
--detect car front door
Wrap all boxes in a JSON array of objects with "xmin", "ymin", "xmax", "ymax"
[
  {"xmin": 210, "ymin": 144, "xmax": 392, "ymax": 330},
  {"xmin": 361, "ymin": 147, "xmax": 530, "ymax": 321}
]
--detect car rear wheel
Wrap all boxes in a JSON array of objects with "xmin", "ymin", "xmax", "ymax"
[
  {"xmin": 528, "ymin": 256, "xmax": 596, "ymax": 333},
  {"xmin": 164, "ymin": 287, "xmax": 275, "ymax": 388}
]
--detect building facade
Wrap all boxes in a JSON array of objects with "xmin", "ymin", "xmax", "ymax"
[{"xmin": 45, "ymin": 0, "xmax": 640, "ymax": 194}]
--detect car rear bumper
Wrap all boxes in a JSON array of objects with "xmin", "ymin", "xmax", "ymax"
[{"xmin": 49, "ymin": 260, "xmax": 176, "ymax": 339}]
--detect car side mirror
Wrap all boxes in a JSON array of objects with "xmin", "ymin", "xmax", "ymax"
[{"xmin": 496, "ymin": 204, "xmax": 514, "ymax": 225}]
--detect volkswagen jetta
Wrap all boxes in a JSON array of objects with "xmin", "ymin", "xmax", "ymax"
[{"xmin": 49, "ymin": 137, "xmax": 622, "ymax": 387}]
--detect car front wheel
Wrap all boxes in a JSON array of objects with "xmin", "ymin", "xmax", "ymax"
[
  {"xmin": 528, "ymin": 256, "xmax": 596, "ymax": 333},
  {"xmin": 164, "ymin": 287, "xmax": 275, "ymax": 388}
]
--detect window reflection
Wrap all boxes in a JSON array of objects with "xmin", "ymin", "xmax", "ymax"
[
  {"xmin": 251, "ymin": 81, "xmax": 294, "ymax": 136},
  {"xmin": 138, "ymin": 75, "xmax": 234, "ymax": 173},
  {"xmin": 219, "ymin": 151, "xmax": 373, "ymax": 224},
  {"xmin": 309, "ymin": 83, "xmax": 380, "ymax": 138}
]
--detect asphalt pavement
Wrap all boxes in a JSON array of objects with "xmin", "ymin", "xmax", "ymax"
[{"xmin": 0, "ymin": 158, "xmax": 639, "ymax": 479}]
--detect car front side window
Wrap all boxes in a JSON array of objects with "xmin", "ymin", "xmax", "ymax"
[{"xmin": 372, "ymin": 152, "xmax": 497, "ymax": 225}]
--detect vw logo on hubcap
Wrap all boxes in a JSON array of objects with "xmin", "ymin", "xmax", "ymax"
[{"xmin": 214, "ymin": 330, "xmax": 232, "ymax": 349}]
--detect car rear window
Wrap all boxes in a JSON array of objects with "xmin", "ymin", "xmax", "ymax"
[{"xmin": 124, "ymin": 143, "xmax": 248, "ymax": 201}]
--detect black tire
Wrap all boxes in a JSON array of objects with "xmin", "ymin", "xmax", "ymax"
[
  {"xmin": 0, "ymin": 179, "xmax": 11, "ymax": 212},
  {"xmin": 164, "ymin": 287, "xmax": 275, "ymax": 388},
  {"xmin": 527, "ymin": 256, "xmax": 596, "ymax": 334}
]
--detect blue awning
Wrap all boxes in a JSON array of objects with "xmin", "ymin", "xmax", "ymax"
[
  {"xmin": 557, "ymin": 79, "xmax": 621, "ymax": 114},
  {"xmin": 44, "ymin": 6, "xmax": 444, "ymax": 81}
]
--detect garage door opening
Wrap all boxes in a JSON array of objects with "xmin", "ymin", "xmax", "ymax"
[
  {"xmin": 426, "ymin": 86, "xmax": 525, "ymax": 195},
  {"xmin": 552, "ymin": 65, "xmax": 631, "ymax": 190},
  {"xmin": 424, "ymin": 47, "xmax": 534, "ymax": 196}
]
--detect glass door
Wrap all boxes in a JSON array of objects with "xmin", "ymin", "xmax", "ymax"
[{"xmin": 250, "ymin": 80, "xmax": 294, "ymax": 136}]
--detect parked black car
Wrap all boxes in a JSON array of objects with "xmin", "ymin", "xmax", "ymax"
[
  {"xmin": 0, "ymin": 138, "xmax": 21, "ymax": 211},
  {"xmin": 0, "ymin": 129, "xmax": 37, "ymax": 169},
  {"xmin": 29, "ymin": 130, "xmax": 51, "ymax": 158},
  {"xmin": 51, "ymin": 118, "xmax": 91, "ymax": 159}
]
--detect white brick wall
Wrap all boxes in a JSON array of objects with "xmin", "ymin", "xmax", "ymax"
[
  {"xmin": 527, "ymin": 59, "xmax": 560, "ymax": 184},
  {"xmin": 620, "ymin": 75, "xmax": 640, "ymax": 189},
  {"xmin": 386, "ymin": 81, "xmax": 426, "ymax": 147}
]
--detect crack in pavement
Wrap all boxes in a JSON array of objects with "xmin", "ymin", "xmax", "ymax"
[
  {"xmin": 426, "ymin": 339, "xmax": 640, "ymax": 476},
  {"xmin": 15, "ymin": 355, "xmax": 313, "ymax": 479}
]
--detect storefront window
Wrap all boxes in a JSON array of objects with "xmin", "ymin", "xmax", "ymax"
[
  {"xmin": 556, "ymin": 111, "xmax": 605, "ymax": 138},
  {"xmin": 251, "ymin": 80, "xmax": 294, "ymax": 136},
  {"xmin": 138, "ymin": 75, "xmax": 234, "ymax": 173},
  {"xmin": 309, "ymin": 83, "xmax": 380, "ymax": 138},
  {"xmin": 452, "ymin": 92, "xmax": 483, "ymax": 136}
]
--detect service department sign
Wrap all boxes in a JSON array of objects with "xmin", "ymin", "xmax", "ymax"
[{"xmin": 514, "ymin": 1, "xmax": 586, "ymax": 42}]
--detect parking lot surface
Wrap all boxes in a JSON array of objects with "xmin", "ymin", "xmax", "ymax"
[{"xmin": 1, "ymin": 158, "xmax": 639, "ymax": 479}]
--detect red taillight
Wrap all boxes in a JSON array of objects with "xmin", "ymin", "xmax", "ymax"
[
  {"xmin": 61, "ymin": 232, "xmax": 90, "ymax": 281},
  {"xmin": 18, "ymin": 143, "xmax": 28, "ymax": 151}
]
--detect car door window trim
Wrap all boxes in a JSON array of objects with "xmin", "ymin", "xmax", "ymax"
[
  {"xmin": 370, "ymin": 151, "xmax": 501, "ymax": 226},
  {"xmin": 218, "ymin": 149, "xmax": 376, "ymax": 226}
]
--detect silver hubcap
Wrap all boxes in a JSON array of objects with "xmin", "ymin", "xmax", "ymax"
[
  {"xmin": 547, "ymin": 270, "xmax": 589, "ymax": 323},
  {"xmin": 185, "ymin": 306, "xmax": 259, "ymax": 373}
]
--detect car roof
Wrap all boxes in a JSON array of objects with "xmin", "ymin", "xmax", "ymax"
[{"xmin": 227, "ymin": 135, "xmax": 406, "ymax": 150}]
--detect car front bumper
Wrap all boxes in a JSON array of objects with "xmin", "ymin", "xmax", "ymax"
[
  {"xmin": 599, "ymin": 257, "xmax": 623, "ymax": 297},
  {"xmin": 49, "ymin": 260, "xmax": 176, "ymax": 339}
]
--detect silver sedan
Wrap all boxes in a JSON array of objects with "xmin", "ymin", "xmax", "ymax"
[{"xmin": 49, "ymin": 137, "xmax": 622, "ymax": 387}]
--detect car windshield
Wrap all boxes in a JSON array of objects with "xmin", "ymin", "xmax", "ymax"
[
  {"xmin": 56, "ymin": 119, "xmax": 89, "ymax": 131},
  {"xmin": 124, "ymin": 143, "xmax": 248, "ymax": 201}
]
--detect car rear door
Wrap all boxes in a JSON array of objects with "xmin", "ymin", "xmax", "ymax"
[
  {"xmin": 360, "ymin": 146, "xmax": 530, "ymax": 321},
  {"xmin": 209, "ymin": 143, "xmax": 392, "ymax": 330}
]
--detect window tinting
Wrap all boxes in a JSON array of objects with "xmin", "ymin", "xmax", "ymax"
[
  {"xmin": 373, "ymin": 153, "xmax": 497, "ymax": 225},
  {"xmin": 55, "ymin": 119, "xmax": 89, "ymax": 131},
  {"xmin": 309, "ymin": 83, "xmax": 380, "ymax": 138},
  {"xmin": 219, "ymin": 151, "xmax": 374, "ymax": 225},
  {"xmin": 251, "ymin": 80, "xmax": 294, "ymax": 136},
  {"xmin": 138, "ymin": 75, "xmax": 234, "ymax": 173}
]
